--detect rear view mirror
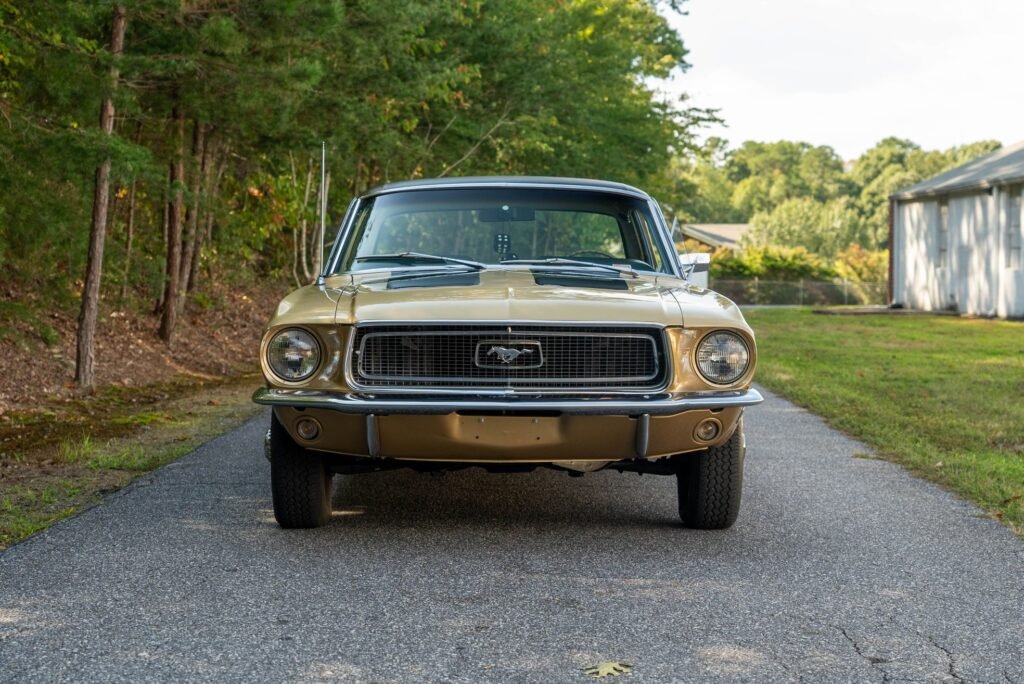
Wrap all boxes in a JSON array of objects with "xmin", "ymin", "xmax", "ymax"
[{"xmin": 477, "ymin": 205, "xmax": 535, "ymax": 222}]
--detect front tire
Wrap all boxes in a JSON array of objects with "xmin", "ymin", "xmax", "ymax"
[
  {"xmin": 270, "ymin": 412, "xmax": 333, "ymax": 528},
  {"xmin": 677, "ymin": 419, "xmax": 745, "ymax": 529}
]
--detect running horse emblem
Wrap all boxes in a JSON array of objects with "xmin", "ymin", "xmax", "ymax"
[{"xmin": 487, "ymin": 346, "xmax": 534, "ymax": 364}]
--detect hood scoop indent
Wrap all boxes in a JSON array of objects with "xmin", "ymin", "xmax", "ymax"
[
  {"xmin": 385, "ymin": 272, "xmax": 481, "ymax": 290},
  {"xmin": 532, "ymin": 272, "xmax": 629, "ymax": 290}
]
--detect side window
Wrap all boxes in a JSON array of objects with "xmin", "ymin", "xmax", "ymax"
[{"xmin": 1008, "ymin": 187, "xmax": 1022, "ymax": 270}]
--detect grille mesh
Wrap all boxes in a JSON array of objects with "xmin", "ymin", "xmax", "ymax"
[{"xmin": 351, "ymin": 324, "xmax": 667, "ymax": 390}]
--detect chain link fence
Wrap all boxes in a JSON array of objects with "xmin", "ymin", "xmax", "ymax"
[{"xmin": 710, "ymin": 279, "xmax": 888, "ymax": 306}]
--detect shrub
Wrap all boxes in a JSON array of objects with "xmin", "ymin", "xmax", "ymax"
[
  {"xmin": 834, "ymin": 244, "xmax": 889, "ymax": 282},
  {"xmin": 710, "ymin": 245, "xmax": 836, "ymax": 281}
]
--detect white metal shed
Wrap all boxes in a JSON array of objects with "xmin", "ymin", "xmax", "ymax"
[{"xmin": 890, "ymin": 141, "xmax": 1024, "ymax": 318}]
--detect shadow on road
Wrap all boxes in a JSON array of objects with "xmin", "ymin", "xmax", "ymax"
[{"xmin": 323, "ymin": 468, "xmax": 684, "ymax": 531}]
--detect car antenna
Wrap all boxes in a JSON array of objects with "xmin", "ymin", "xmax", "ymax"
[{"xmin": 318, "ymin": 141, "xmax": 327, "ymax": 283}]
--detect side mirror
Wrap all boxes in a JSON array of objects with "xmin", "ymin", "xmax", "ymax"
[{"xmin": 678, "ymin": 252, "xmax": 710, "ymax": 287}]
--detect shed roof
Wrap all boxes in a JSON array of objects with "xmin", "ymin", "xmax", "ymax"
[
  {"xmin": 892, "ymin": 140, "xmax": 1024, "ymax": 200},
  {"xmin": 679, "ymin": 223, "xmax": 750, "ymax": 249}
]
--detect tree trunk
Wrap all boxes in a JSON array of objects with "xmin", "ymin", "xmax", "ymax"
[
  {"xmin": 301, "ymin": 173, "xmax": 314, "ymax": 282},
  {"xmin": 351, "ymin": 155, "xmax": 363, "ymax": 197},
  {"xmin": 75, "ymin": 5, "xmax": 126, "ymax": 390},
  {"xmin": 119, "ymin": 179, "xmax": 136, "ymax": 303},
  {"xmin": 178, "ymin": 120, "xmax": 207, "ymax": 304},
  {"xmin": 294, "ymin": 160, "xmax": 314, "ymax": 286},
  {"xmin": 159, "ymin": 104, "xmax": 186, "ymax": 344},
  {"xmin": 154, "ymin": 196, "xmax": 170, "ymax": 313},
  {"xmin": 187, "ymin": 134, "xmax": 216, "ymax": 294},
  {"xmin": 120, "ymin": 120, "xmax": 143, "ymax": 304},
  {"xmin": 191, "ymin": 149, "xmax": 226, "ymax": 294}
]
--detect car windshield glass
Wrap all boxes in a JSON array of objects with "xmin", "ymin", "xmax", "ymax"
[{"xmin": 332, "ymin": 187, "xmax": 673, "ymax": 274}]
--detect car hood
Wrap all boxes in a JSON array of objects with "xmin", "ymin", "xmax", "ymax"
[{"xmin": 305, "ymin": 269, "xmax": 748, "ymax": 329}]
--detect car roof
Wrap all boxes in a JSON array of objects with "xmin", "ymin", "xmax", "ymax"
[{"xmin": 362, "ymin": 176, "xmax": 652, "ymax": 201}]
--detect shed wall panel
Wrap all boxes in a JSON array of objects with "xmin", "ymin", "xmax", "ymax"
[
  {"xmin": 895, "ymin": 191, "xmax": 1017, "ymax": 317},
  {"xmin": 999, "ymin": 187, "xmax": 1024, "ymax": 318},
  {"xmin": 896, "ymin": 200, "xmax": 942, "ymax": 310},
  {"xmin": 949, "ymin": 193, "xmax": 995, "ymax": 316},
  {"xmin": 1003, "ymin": 273, "xmax": 1024, "ymax": 317}
]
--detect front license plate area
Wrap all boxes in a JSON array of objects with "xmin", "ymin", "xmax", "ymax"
[{"xmin": 454, "ymin": 414, "xmax": 561, "ymax": 449}]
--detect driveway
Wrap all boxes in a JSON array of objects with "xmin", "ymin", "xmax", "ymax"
[{"xmin": 0, "ymin": 388, "xmax": 1021, "ymax": 683}]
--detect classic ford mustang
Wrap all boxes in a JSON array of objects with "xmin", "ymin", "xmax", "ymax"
[{"xmin": 254, "ymin": 177, "xmax": 762, "ymax": 529}]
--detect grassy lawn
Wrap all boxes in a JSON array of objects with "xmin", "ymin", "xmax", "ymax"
[{"xmin": 743, "ymin": 308, "xmax": 1024, "ymax": 534}]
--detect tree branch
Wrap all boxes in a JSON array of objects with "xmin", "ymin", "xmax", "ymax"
[{"xmin": 438, "ymin": 105, "xmax": 511, "ymax": 178}]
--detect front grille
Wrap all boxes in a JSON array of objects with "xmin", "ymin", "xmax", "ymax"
[{"xmin": 350, "ymin": 324, "xmax": 668, "ymax": 391}]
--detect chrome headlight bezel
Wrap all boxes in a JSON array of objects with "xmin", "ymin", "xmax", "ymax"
[
  {"xmin": 266, "ymin": 328, "xmax": 322, "ymax": 383},
  {"xmin": 694, "ymin": 330, "xmax": 751, "ymax": 387}
]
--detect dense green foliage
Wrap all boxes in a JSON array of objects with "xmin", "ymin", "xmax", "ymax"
[
  {"xmin": 0, "ymin": 0, "xmax": 706, "ymax": 318},
  {"xmin": 710, "ymin": 245, "xmax": 835, "ymax": 281},
  {"xmin": 0, "ymin": 0, "xmax": 1007, "ymax": 382},
  {"xmin": 746, "ymin": 308, "xmax": 1024, "ymax": 535},
  {"xmin": 667, "ymin": 136, "xmax": 1002, "ymax": 257}
]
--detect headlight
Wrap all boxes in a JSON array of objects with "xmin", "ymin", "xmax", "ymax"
[
  {"xmin": 267, "ymin": 329, "xmax": 321, "ymax": 382},
  {"xmin": 695, "ymin": 331, "xmax": 750, "ymax": 385}
]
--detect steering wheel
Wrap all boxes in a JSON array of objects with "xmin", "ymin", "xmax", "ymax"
[{"xmin": 567, "ymin": 250, "xmax": 616, "ymax": 259}]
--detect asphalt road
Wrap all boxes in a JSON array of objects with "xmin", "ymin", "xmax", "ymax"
[{"xmin": 1, "ymin": 388, "xmax": 1022, "ymax": 683}]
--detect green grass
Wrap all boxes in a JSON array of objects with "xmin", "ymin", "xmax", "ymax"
[
  {"xmin": 87, "ymin": 443, "xmax": 192, "ymax": 471},
  {"xmin": 109, "ymin": 411, "xmax": 174, "ymax": 428},
  {"xmin": 744, "ymin": 308, "xmax": 1024, "ymax": 534},
  {"xmin": 1, "ymin": 481, "xmax": 83, "ymax": 543},
  {"xmin": 57, "ymin": 435, "xmax": 91, "ymax": 464},
  {"xmin": 56, "ymin": 435, "xmax": 188, "ymax": 471}
]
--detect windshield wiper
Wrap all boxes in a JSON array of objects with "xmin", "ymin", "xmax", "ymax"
[
  {"xmin": 354, "ymin": 252, "xmax": 486, "ymax": 270},
  {"xmin": 500, "ymin": 258, "xmax": 638, "ymax": 278}
]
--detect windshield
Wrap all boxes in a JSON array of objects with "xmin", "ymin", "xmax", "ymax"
[{"xmin": 332, "ymin": 188, "xmax": 674, "ymax": 275}]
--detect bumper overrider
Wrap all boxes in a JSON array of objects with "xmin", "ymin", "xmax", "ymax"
[{"xmin": 254, "ymin": 387, "xmax": 763, "ymax": 462}]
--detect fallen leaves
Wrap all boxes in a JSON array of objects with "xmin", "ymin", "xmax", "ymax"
[
  {"xmin": 582, "ymin": 661, "xmax": 632, "ymax": 679},
  {"xmin": 0, "ymin": 282, "xmax": 280, "ymax": 414}
]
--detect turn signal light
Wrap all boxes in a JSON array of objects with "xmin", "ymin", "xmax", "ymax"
[
  {"xmin": 295, "ymin": 417, "xmax": 321, "ymax": 441},
  {"xmin": 694, "ymin": 419, "xmax": 721, "ymax": 442}
]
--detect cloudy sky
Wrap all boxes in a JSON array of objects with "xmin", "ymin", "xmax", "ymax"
[{"xmin": 664, "ymin": 0, "xmax": 1024, "ymax": 160}]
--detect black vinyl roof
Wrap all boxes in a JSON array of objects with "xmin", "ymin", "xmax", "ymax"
[{"xmin": 363, "ymin": 176, "xmax": 651, "ymax": 200}]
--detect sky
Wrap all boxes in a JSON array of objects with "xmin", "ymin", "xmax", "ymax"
[{"xmin": 663, "ymin": 0, "xmax": 1024, "ymax": 161}]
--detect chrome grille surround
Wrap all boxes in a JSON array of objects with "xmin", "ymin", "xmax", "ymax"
[{"xmin": 348, "ymin": 323, "xmax": 669, "ymax": 393}]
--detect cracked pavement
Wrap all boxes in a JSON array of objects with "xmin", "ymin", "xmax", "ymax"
[{"xmin": 0, "ymin": 387, "xmax": 1022, "ymax": 682}]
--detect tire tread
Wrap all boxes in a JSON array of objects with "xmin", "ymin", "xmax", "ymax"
[
  {"xmin": 270, "ymin": 413, "xmax": 332, "ymax": 528},
  {"xmin": 678, "ymin": 421, "xmax": 744, "ymax": 529}
]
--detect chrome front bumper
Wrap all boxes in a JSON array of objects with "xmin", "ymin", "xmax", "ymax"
[{"xmin": 252, "ymin": 387, "xmax": 764, "ymax": 416}]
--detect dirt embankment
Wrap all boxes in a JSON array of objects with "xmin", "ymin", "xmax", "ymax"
[
  {"xmin": 0, "ymin": 284, "xmax": 285, "ymax": 414},
  {"xmin": 0, "ymin": 283, "xmax": 288, "ymax": 549}
]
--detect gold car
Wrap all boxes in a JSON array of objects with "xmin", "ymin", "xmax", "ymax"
[{"xmin": 254, "ymin": 177, "xmax": 761, "ymax": 529}]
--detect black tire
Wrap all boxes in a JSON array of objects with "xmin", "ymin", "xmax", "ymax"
[
  {"xmin": 270, "ymin": 412, "xmax": 333, "ymax": 528},
  {"xmin": 677, "ymin": 419, "xmax": 744, "ymax": 529}
]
